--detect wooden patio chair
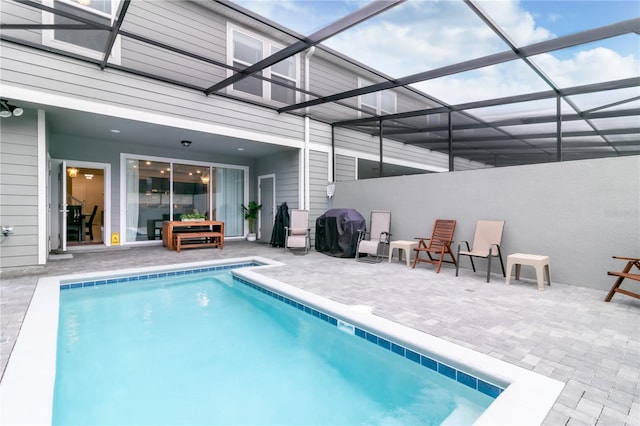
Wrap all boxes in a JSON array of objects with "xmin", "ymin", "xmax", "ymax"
[
  {"xmin": 604, "ymin": 256, "xmax": 640, "ymax": 302},
  {"xmin": 412, "ymin": 219, "xmax": 457, "ymax": 273},
  {"xmin": 456, "ymin": 220, "xmax": 505, "ymax": 283}
]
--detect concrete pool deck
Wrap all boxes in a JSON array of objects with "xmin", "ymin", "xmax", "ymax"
[{"xmin": 1, "ymin": 241, "xmax": 639, "ymax": 425}]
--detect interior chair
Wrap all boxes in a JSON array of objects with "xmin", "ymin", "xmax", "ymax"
[
  {"xmin": 84, "ymin": 205, "xmax": 98, "ymax": 241},
  {"xmin": 456, "ymin": 220, "xmax": 506, "ymax": 282},
  {"xmin": 412, "ymin": 219, "xmax": 457, "ymax": 273},
  {"xmin": 285, "ymin": 209, "xmax": 310, "ymax": 253},
  {"xmin": 356, "ymin": 210, "xmax": 391, "ymax": 263},
  {"xmin": 66, "ymin": 205, "xmax": 83, "ymax": 241}
]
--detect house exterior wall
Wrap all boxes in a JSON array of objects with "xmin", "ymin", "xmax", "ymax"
[
  {"xmin": 308, "ymin": 150, "xmax": 331, "ymax": 243},
  {"xmin": 0, "ymin": 0, "xmax": 491, "ymax": 269},
  {"xmin": 332, "ymin": 156, "xmax": 640, "ymax": 290},
  {"xmin": 254, "ymin": 150, "xmax": 300, "ymax": 210},
  {"xmin": 0, "ymin": 110, "xmax": 40, "ymax": 268}
]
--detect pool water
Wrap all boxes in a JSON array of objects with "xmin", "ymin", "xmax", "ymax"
[{"xmin": 53, "ymin": 270, "xmax": 494, "ymax": 425}]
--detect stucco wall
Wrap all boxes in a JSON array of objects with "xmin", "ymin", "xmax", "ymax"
[{"xmin": 331, "ymin": 156, "xmax": 640, "ymax": 290}]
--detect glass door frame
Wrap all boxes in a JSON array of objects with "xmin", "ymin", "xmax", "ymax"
[{"xmin": 119, "ymin": 153, "xmax": 249, "ymax": 245}]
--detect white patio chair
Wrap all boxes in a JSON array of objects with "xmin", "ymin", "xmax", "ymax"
[
  {"xmin": 285, "ymin": 209, "xmax": 310, "ymax": 253},
  {"xmin": 356, "ymin": 210, "xmax": 391, "ymax": 263},
  {"xmin": 456, "ymin": 220, "xmax": 506, "ymax": 282}
]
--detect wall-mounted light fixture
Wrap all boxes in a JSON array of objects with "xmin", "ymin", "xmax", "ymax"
[
  {"xmin": 68, "ymin": 167, "xmax": 79, "ymax": 178},
  {"xmin": 0, "ymin": 99, "xmax": 23, "ymax": 118},
  {"xmin": 181, "ymin": 140, "xmax": 192, "ymax": 147}
]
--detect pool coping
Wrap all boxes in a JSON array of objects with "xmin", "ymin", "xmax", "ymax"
[{"xmin": 0, "ymin": 257, "xmax": 564, "ymax": 426}]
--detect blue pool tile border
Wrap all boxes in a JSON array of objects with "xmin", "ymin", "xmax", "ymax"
[
  {"xmin": 233, "ymin": 275, "xmax": 504, "ymax": 399},
  {"xmin": 59, "ymin": 262, "xmax": 259, "ymax": 290}
]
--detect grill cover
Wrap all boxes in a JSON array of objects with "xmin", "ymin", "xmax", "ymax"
[{"xmin": 315, "ymin": 208, "xmax": 366, "ymax": 258}]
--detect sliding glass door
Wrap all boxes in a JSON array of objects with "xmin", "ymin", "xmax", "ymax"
[{"xmin": 123, "ymin": 155, "xmax": 246, "ymax": 243}]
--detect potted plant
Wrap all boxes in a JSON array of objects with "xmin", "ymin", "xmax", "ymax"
[
  {"xmin": 242, "ymin": 201, "xmax": 262, "ymax": 241},
  {"xmin": 180, "ymin": 213, "xmax": 206, "ymax": 222}
]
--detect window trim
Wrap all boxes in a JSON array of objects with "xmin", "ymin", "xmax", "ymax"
[
  {"xmin": 42, "ymin": 0, "xmax": 122, "ymax": 65},
  {"xmin": 226, "ymin": 23, "xmax": 299, "ymax": 104}
]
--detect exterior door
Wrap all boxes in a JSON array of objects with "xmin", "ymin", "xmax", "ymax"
[
  {"xmin": 58, "ymin": 161, "xmax": 68, "ymax": 251},
  {"xmin": 258, "ymin": 174, "xmax": 275, "ymax": 242}
]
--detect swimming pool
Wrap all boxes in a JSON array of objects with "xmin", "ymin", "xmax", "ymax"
[{"xmin": 1, "ymin": 257, "xmax": 564, "ymax": 425}]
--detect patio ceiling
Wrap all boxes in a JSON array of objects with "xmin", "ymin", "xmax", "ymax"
[{"xmin": 1, "ymin": 0, "xmax": 639, "ymax": 168}]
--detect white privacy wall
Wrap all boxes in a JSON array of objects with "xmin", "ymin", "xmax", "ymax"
[{"xmin": 331, "ymin": 156, "xmax": 640, "ymax": 291}]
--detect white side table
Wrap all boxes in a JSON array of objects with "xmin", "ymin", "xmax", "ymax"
[
  {"xmin": 388, "ymin": 240, "xmax": 418, "ymax": 267},
  {"xmin": 506, "ymin": 253, "xmax": 551, "ymax": 291}
]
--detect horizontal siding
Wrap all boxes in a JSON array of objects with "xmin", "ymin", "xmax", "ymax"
[
  {"xmin": 255, "ymin": 150, "xmax": 300, "ymax": 209},
  {"xmin": 0, "ymin": 0, "xmax": 41, "ymax": 44},
  {"xmin": 308, "ymin": 150, "xmax": 329, "ymax": 243},
  {"xmin": 309, "ymin": 120, "xmax": 332, "ymax": 146},
  {"xmin": 335, "ymin": 154, "xmax": 356, "ymax": 182},
  {"xmin": 1, "ymin": 43, "xmax": 305, "ymax": 142},
  {"xmin": 0, "ymin": 111, "xmax": 39, "ymax": 268},
  {"xmin": 121, "ymin": 0, "xmax": 227, "ymax": 88}
]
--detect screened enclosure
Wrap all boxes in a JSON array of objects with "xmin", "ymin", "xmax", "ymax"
[{"xmin": 1, "ymin": 0, "xmax": 638, "ymax": 173}]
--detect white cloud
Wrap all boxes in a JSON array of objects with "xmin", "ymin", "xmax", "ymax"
[{"xmin": 532, "ymin": 47, "xmax": 639, "ymax": 87}]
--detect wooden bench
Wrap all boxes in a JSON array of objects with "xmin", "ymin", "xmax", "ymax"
[
  {"xmin": 175, "ymin": 231, "xmax": 224, "ymax": 252},
  {"xmin": 604, "ymin": 256, "xmax": 640, "ymax": 302},
  {"xmin": 162, "ymin": 220, "xmax": 224, "ymax": 251}
]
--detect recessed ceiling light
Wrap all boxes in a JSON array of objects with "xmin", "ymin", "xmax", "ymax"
[
  {"xmin": 110, "ymin": 129, "xmax": 120, "ymax": 133},
  {"xmin": 237, "ymin": 147, "xmax": 245, "ymax": 151}
]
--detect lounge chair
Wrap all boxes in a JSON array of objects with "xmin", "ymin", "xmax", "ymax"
[
  {"xmin": 412, "ymin": 219, "xmax": 457, "ymax": 273},
  {"xmin": 456, "ymin": 220, "xmax": 506, "ymax": 282},
  {"xmin": 285, "ymin": 209, "xmax": 310, "ymax": 253},
  {"xmin": 355, "ymin": 210, "xmax": 391, "ymax": 263}
]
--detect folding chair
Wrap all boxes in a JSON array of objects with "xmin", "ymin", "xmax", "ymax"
[
  {"xmin": 355, "ymin": 210, "xmax": 391, "ymax": 263},
  {"xmin": 285, "ymin": 209, "xmax": 310, "ymax": 253},
  {"xmin": 412, "ymin": 219, "xmax": 457, "ymax": 273}
]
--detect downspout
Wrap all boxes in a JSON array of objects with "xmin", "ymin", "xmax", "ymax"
[{"xmin": 303, "ymin": 46, "xmax": 316, "ymax": 210}]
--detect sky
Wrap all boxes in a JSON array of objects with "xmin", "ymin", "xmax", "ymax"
[{"xmin": 232, "ymin": 0, "xmax": 639, "ymax": 109}]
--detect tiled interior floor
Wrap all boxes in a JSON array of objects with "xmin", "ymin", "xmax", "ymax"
[{"xmin": 1, "ymin": 241, "xmax": 638, "ymax": 425}]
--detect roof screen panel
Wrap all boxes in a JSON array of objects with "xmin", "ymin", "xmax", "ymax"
[
  {"xmin": 466, "ymin": 98, "xmax": 558, "ymax": 122},
  {"xmin": 588, "ymin": 116, "xmax": 640, "ymax": 130},
  {"xmin": 528, "ymin": 34, "xmax": 640, "ymax": 90},
  {"xmin": 319, "ymin": 1, "xmax": 508, "ymax": 80},
  {"xmin": 230, "ymin": 0, "xmax": 365, "ymax": 37},
  {"xmin": 414, "ymin": 60, "xmax": 551, "ymax": 105},
  {"xmin": 567, "ymin": 88, "xmax": 640, "ymax": 112}
]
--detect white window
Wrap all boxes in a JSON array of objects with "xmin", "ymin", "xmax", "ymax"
[
  {"xmin": 227, "ymin": 25, "xmax": 299, "ymax": 103},
  {"xmin": 358, "ymin": 78, "xmax": 397, "ymax": 116},
  {"xmin": 269, "ymin": 45, "xmax": 297, "ymax": 104},
  {"xmin": 42, "ymin": 0, "xmax": 121, "ymax": 64}
]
